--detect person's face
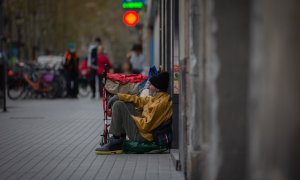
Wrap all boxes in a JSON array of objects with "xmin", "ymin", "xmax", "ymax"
[
  {"xmin": 122, "ymin": 63, "xmax": 130, "ymax": 72},
  {"xmin": 149, "ymin": 83, "xmax": 158, "ymax": 96},
  {"xmin": 69, "ymin": 48, "xmax": 75, "ymax": 53}
]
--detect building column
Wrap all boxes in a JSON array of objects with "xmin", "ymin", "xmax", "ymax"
[
  {"xmin": 185, "ymin": 0, "xmax": 252, "ymax": 179},
  {"xmin": 248, "ymin": 0, "xmax": 300, "ymax": 179}
]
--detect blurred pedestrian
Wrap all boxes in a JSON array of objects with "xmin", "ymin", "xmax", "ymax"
[
  {"xmin": 97, "ymin": 46, "xmax": 112, "ymax": 98},
  {"xmin": 63, "ymin": 42, "xmax": 79, "ymax": 98},
  {"xmin": 129, "ymin": 44, "xmax": 145, "ymax": 74},
  {"xmin": 79, "ymin": 57, "xmax": 90, "ymax": 78},
  {"xmin": 88, "ymin": 37, "xmax": 102, "ymax": 98}
]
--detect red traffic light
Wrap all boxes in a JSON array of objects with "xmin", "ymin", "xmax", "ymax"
[{"xmin": 123, "ymin": 11, "xmax": 139, "ymax": 26}]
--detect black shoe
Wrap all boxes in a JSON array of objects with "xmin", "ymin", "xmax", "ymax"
[
  {"xmin": 91, "ymin": 94, "xmax": 95, "ymax": 99},
  {"xmin": 95, "ymin": 138, "xmax": 124, "ymax": 155}
]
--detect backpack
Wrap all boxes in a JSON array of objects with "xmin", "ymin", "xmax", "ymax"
[{"xmin": 152, "ymin": 119, "xmax": 173, "ymax": 147}]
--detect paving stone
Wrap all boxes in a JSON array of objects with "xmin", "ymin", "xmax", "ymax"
[{"xmin": 0, "ymin": 98, "xmax": 184, "ymax": 180}]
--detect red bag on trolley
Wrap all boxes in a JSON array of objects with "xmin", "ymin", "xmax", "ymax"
[
  {"xmin": 106, "ymin": 73, "xmax": 148, "ymax": 83},
  {"xmin": 104, "ymin": 73, "xmax": 148, "ymax": 95}
]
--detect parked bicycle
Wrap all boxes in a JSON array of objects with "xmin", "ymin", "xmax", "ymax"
[{"xmin": 7, "ymin": 62, "xmax": 60, "ymax": 100}]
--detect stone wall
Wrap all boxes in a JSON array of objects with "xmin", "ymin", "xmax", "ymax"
[
  {"xmin": 180, "ymin": 0, "xmax": 300, "ymax": 179},
  {"xmin": 248, "ymin": 0, "xmax": 300, "ymax": 179}
]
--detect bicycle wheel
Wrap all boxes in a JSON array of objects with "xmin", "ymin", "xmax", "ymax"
[
  {"xmin": 47, "ymin": 81, "xmax": 59, "ymax": 99},
  {"xmin": 53, "ymin": 76, "xmax": 67, "ymax": 98},
  {"xmin": 78, "ymin": 79, "xmax": 91, "ymax": 97},
  {"xmin": 7, "ymin": 79, "xmax": 26, "ymax": 100}
]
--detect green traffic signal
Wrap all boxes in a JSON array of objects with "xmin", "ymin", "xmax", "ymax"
[{"xmin": 122, "ymin": 2, "xmax": 143, "ymax": 9}]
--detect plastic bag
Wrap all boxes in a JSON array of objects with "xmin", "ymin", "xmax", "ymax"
[{"xmin": 123, "ymin": 140, "xmax": 168, "ymax": 154}]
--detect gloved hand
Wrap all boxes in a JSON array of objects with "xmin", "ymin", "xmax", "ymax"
[{"xmin": 107, "ymin": 95, "xmax": 119, "ymax": 109}]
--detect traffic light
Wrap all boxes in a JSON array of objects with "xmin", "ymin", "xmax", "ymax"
[
  {"xmin": 123, "ymin": 11, "xmax": 139, "ymax": 26},
  {"xmin": 122, "ymin": 2, "xmax": 143, "ymax": 9},
  {"xmin": 122, "ymin": 0, "xmax": 144, "ymax": 9}
]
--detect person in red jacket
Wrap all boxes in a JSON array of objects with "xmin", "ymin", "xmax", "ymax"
[
  {"xmin": 79, "ymin": 57, "xmax": 90, "ymax": 78},
  {"xmin": 97, "ymin": 46, "xmax": 112, "ymax": 98}
]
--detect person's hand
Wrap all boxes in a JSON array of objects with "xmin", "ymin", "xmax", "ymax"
[{"xmin": 107, "ymin": 95, "xmax": 119, "ymax": 109}]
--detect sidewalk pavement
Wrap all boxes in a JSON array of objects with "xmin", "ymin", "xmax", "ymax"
[{"xmin": 0, "ymin": 97, "xmax": 184, "ymax": 180}]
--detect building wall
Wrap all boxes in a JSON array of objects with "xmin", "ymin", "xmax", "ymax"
[
  {"xmin": 178, "ymin": 0, "xmax": 189, "ymax": 174},
  {"xmin": 213, "ymin": 0, "xmax": 251, "ymax": 179},
  {"xmin": 182, "ymin": 0, "xmax": 251, "ymax": 179},
  {"xmin": 178, "ymin": 0, "xmax": 300, "ymax": 179},
  {"xmin": 146, "ymin": 0, "xmax": 300, "ymax": 179},
  {"xmin": 248, "ymin": 0, "xmax": 300, "ymax": 179}
]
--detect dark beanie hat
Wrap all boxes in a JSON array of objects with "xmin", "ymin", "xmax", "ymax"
[{"xmin": 149, "ymin": 72, "xmax": 169, "ymax": 92}]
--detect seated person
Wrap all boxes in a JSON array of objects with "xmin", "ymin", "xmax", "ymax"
[
  {"xmin": 95, "ymin": 72, "xmax": 172, "ymax": 154},
  {"xmin": 121, "ymin": 61, "xmax": 133, "ymax": 74}
]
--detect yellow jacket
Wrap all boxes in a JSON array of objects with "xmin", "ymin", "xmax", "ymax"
[{"xmin": 117, "ymin": 92, "xmax": 173, "ymax": 141}]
